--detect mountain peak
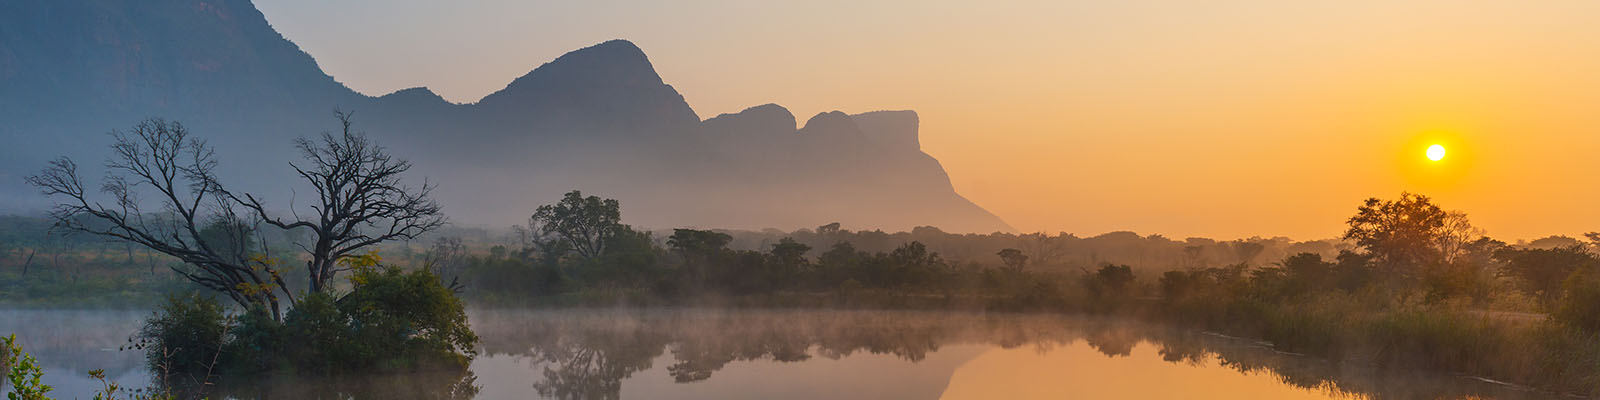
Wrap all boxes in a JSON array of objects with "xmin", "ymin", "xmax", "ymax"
[
  {"xmin": 472, "ymin": 39, "xmax": 698, "ymax": 127},
  {"xmin": 703, "ymin": 103, "xmax": 796, "ymax": 135},
  {"xmin": 851, "ymin": 110, "xmax": 920, "ymax": 151},
  {"xmin": 481, "ymin": 39, "xmax": 663, "ymax": 103},
  {"xmin": 799, "ymin": 111, "xmax": 860, "ymax": 135}
]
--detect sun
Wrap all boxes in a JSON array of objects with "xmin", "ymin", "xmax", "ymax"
[{"xmin": 1426, "ymin": 144, "xmax": 1446, "ymax": 161}]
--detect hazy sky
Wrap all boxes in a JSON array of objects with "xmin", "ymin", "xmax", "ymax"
[{"xmin": 254, "ymin": 0, "xmax": 1600, "ymax": 240}]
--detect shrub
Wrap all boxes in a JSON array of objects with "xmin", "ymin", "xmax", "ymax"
[
  {"xmin": 1555, "ymin": 270, "xmax": 1600, "ymax": 333},
  {"xmin": 338, "ymin": 267, "xmax": 478, "ymax": 371},
  {"xmin": 131, "ymin": 267, "xmax": 478, "ymax": 381},
  {"xmin": 134, "ymin": 293, "xmax": 229, "ymax": 382},
  {"xmin": 221, "ymin": 305, "xmax": 283, "ymax": 374},
  {"xmin": 5, "ymin": 334, "xmax": 53, "ymax": 400},
  {"xmin": 1082, "ymin": 264, "xmax": 1137, "ymax": 312},
  {"xmin": 281, "ymin": 292, "xmax": 345, "ymax": 374}
]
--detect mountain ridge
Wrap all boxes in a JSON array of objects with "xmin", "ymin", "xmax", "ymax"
[{"xmin": 0, "ymin": 0, "xmax": 1016, "ymax": 233}]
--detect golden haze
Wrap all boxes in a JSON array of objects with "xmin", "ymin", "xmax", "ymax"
[{"xmin": 256, "ymin": 0, "xmax": 1600, "ymax": 239}]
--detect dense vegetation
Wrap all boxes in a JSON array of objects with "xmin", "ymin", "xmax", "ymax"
[
  {"xmin": 438, "ymin": 190, "xmax": 1599, "ymax": 395},
  {"xmin": 127, "ymin": 264, "xmax": 476, "ymax": 398}
]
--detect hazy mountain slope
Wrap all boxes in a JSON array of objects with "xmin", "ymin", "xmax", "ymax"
[{"xmin": 0, "ymin": 0, "xmax": 1014, "ymax": 233}]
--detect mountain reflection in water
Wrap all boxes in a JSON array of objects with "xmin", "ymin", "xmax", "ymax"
[
  {"xmin": 2, "ymin": 309, "xmax": 1545, "ymax": 399},
  {"xmin": 469, "ymin": 309, "xmax": 1540, "ymax": 400}
]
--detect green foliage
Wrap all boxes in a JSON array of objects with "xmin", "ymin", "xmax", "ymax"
[
  {"xmin": 1081, "ymin": 264, "xmax": 1137, "ymax": 312},
  {"xmin": 531, "ymin": 190, "xmax": 624, "ymax": 259},
  {"xmin": 1555, "ymin": 269, "xmax": 1600, "ymax": 333},
  {"xmin": 133, "ymin": 293, "xmax": 229, "ymax": 383},
  {"xmin": 87, "ymin": 368, "xmax": 175, "ymax": 400},
  {"xmin": 1344, "ymin": 192, "xmax": 1449, "ymax": 271},
  {"xmin": 338, "ymin": 267, "xmax": 478, "ymax": 371},
  {"xmin": 128, "ymin": 267, "xmax": 478, "ymax": 387},
  {"xmin": 1496, "ymin": 245, "xmax": 1598, "ymax": 306},
  {"xmin": 279, "ymin": 291, "xmax": 343, "ymax": 374},
  {"xmin": 4, "ymin": 334, "xmax": 53, "ymax": 400},
  {"xmin": 221, "ymin": 305, "xmax": 284, "ymax": 374},
  {"xmin": 996, "ymin": 248, "xmax": 1027, "ymax": 271}
]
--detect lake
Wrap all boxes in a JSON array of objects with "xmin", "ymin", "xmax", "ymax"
[{"xmin": 1, "ymin": 308, "xmax": 1546, "ymax": 399}]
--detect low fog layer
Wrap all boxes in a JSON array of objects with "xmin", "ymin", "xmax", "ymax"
[{"xmin": 0, "ymin": 0, "xmax": 1013, "ymax": 233}]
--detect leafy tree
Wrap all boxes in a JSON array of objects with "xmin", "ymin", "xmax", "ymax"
[
  {"xmin": 667, "ymin": 229, "xmax": 732, "ymax": 260},
  {"xmin": 819, "ymin": 242, "xmax": 861, "ymax": 267},
  {"xmin": 996, "ymin": 248, "xmax": 1028, "ymax": 271},
  {"xmin": 885, "ymin": 241, "xmax": 946, "ymax": 287},
  {"xmin": 1343, "ymin": 193, "xmax": 1484, "ymax": 289},
  {"xmin": 1251, "ymin": 253, "xmax": 1334, "ymax": 298},
  {"xmin": 1229, "ymin": 241, "xmax": 1265, "ymax": 265},
  {"xmin": 668, "ymin": 229, "xmax": 733, "ymax": 285},
  {"xmin": 132, "ymin": 293, "xmax": 230, "ymax": 386},
  {"xmin": 815, "ymin": 242, "xmax": 863, "ymax": 287},
  {"xmin": 1082, "ymin": 264, "xmax": 1137, "ymax": 311},
  {"xmin": 769, "ymin": 238, "xmax": 811, "ymax": 269},
  {"xmin": 1345, "ymin": 192, "xmax": 1449, "ymax": 271},
  {"xmin": 338, "ymin": 266, "xmax": 478, "ymax": 371},
  {"xmin": 1555, "ymin": 269, "xmax": 1600, "ymax": 333},
  {"xmin": 529, "ymin": 191, "xmax": 623, "ymax": 260},
  {"xmin": 1495, "ymin": 245, "xmax": 1598, "ymax": 306}
]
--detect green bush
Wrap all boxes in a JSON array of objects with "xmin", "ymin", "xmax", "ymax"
[
  {"xmin": 280, "ymin": 291, "xmax": 345, "ymax": 374},
  {"xmin": 134, "ymin": 293, "xmax": 229, "ymax": 382},
  {"xmin": 338, "ymin": 267, "xmax": 478, "ymax": 371},
  {"xmin": 5, "ymin": 334, "xmax": 54, "ymax": 400},
  {"xmin": 132, "ymin": 267, "xmax": 478, "ymax": 383},
  {"xmin": 1555, "ymin": 270, "xmax": 1600, "ymax": 333},
  {"xmin": 221, "ymin": 305, "xmax": 283, "ymax": 374}
]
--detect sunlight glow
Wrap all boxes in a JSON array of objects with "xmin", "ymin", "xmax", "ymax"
[{"xmin": 1426, "ymin": 144, "xmax": 1446, "ymax": 161}]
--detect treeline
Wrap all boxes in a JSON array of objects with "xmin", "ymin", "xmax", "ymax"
[
  {"xmin": 436, "ymin": 191, "xmax": 1087, "ymax": 309},
  {"xmin": 1153, "ymin": 193, "xmax": 1600, "ymax": 395},
  {"xmin": 437, "ymin": 190, "xmax": 1600, "ymax": 395}
]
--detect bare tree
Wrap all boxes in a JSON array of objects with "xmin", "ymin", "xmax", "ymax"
[
  {"xmin": 1018, "ymin": 232, "xmax": 1068, "ymax": 268},
  {"xmin": 26, "ymin": 119, "xmax": 292, "ymax": 319},
  {"xmin": 235, "ymin": 111, "xmax": 445, "ymax": 293},
  {"xmin": 422, "ymin": 236, "xmax": 469, "ymax": 293},
  {"xmin": 1436, "ymin": 211, "xmax": 1485, "ymax": 264}
]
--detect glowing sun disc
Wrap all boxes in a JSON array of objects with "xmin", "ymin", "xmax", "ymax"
[{"xmin": 1426, "ymin": 144, "xmax": 1446, "ymax": 161}]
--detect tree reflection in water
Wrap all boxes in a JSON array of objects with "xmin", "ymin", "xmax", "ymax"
[
  {"xmin": 471, "ymin": 309, "xmax": 1546, "ymax": 400},
  {"xmin": 207, "ymin": 370, "xmax": 480, "ymax": 400}
]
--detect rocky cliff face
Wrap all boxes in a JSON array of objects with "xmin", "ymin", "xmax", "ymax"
[{"xmin": 0, "ymin": 0, "xmax": 1014, "ymax": 233}]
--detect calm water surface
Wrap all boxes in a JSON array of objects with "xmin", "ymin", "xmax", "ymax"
[{"xmin": 0, "ymin": 308, "xmax": 1548, "ymax": 399}]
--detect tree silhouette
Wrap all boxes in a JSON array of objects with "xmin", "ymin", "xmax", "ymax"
[
  {"xmin": 1344, "ymin": 192, "xmax": 1449, "ymax": 274},
  {"xmin": 235, "ymin": 111, "xmax": 444, "ymax": 293},
  {"xmin": 530, "ymin": 190, "xmax": 624, "ymax": 260},
  {"xmin": 1494, "ymin": 245, "xmax": 1597, "ymax": 306},
  {"xmin": 997, "ymin": 248, "xmax": 1028, "ymax": 271},
  {"xmin": 27, "ymin": 119, "xmax": 293, "ymax": 318}
]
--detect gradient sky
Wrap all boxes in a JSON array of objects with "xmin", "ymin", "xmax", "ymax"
[{"xmin": 254, "ymin": 0, "xmax": 1600, "ymax": 240}]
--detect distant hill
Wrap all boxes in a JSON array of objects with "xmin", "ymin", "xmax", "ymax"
[{"xmin": 0, "ymin": 0, "xmax": 1015, "ymax": 233}]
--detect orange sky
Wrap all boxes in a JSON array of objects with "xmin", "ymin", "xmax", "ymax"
[{"xmin": 255, "ymin": 0, "xmax": 1600, "ymax": 240}]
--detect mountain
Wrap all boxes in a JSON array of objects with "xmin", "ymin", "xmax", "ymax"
[{"xmin": 0, "ymin": 0, "xmax": 1015, "ymax": 234}]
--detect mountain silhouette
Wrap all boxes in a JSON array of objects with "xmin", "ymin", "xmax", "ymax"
[{"xmin": 0, "ymin": 0, "xmax": 1014, "ymax": 233}]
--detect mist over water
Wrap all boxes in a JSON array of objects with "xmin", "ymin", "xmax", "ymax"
[{"xmin": 4, "ymin": 308, "xmax": 1542, "ymax": 400}]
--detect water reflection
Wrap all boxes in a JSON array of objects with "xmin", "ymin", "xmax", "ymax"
[
  {"xmin": 471, "ymin": 309, "xmax": 1543, "ymax": 400},
  {"xmin": 2, "ymin": 309, "xmax": 1548, "ymax": 399},
  {"xmin": 0, "ymin": 309, "xmax": 479, "ymax": 400}
]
